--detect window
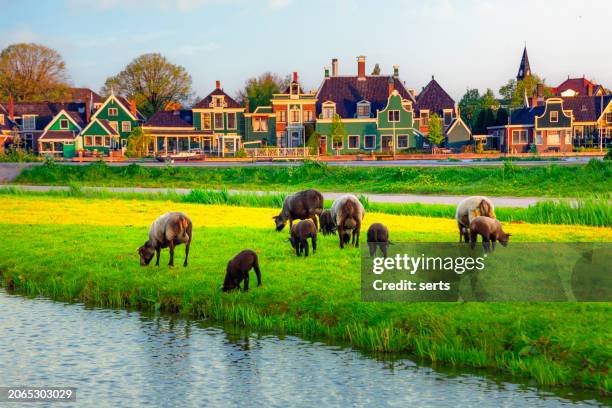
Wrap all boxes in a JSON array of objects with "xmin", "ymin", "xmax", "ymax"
[
  {"xmin": 364, "ymin": 135, "xmax": 376, "ymax": 149},
  {"xmin": 304, "ymin": 110, "xmax": 314, "ymax": 122},
  {"xmin": 535, "ymin": 131, "xmax": 543, "ymax": 145},
  {"xmin": 574, "ymin": 126, "xmax": 584, "ymax": 139},
  {"xmin": 290, "ymin": 109, "xmax": 300, "ymax": 123},
  {"xmin": 402, "ymin": 101, "xmax": 412, "ymax": 111},
  {"xmin": 213, "ymin": 96, "xmax": 224, "ymax": 108},
  {"xmin": 108, "ymin": 108, "xmax": 118, "ymax": 116},
  {"xmin": 388, "ymin": 110, "xmax": 400, "ymax": 122},
  {"xmin": 357, "ymin": 101, "xmax": 370, "ymax": 118},
  {"xmin": 397, "ymin": 135, "xmax": 409, "ymax": 149},
  {"xmin": 104, "ymin": 136, "xmax": 111, "ymax": 147},
  {"xmin": 122, "ymin": 121, "xmax": 131, "ymax": 133},
  {"xmin": 322, "ymin": 103, "xmax": 335, "ymax": 119},
  {"xmin": 606, "ymin": 112, "xmax": 612, "ymax": 123},
  {"xmin": 550, "ymin": 111, "xmax": 558, "ymax": 122},
  {"xmin": 420, "ymin": 111, "xmax": 429, "ymax": 126},
  {"xmin": 227, "ymin": 113, "xmax": 236, "ymax": 129},
  {"xmin": 291, "ymin": 84, "xmax": 299, "ymax": 95},
  {"xmin": 277, "ymin": 110, "xmax": 286, "ymax": 123},
  {"xmin": 253, "ymin": 117, "xmax": 268, "ymax": 132},
  {"xmin": 23, "ymin": 115, "xmax": 36, "ymax": 130},
  {"xmin": 548, "ymin": 131, "xmax": 560, "ymax": 145},
  {"xmin": 85, "ymin": 136, "xmax": 93, "ymax": 146},
  {"xmin": 59, "ymin": 119, "xmax": 69, "ymax": 129},
  {"xmin": 332, "ymin": 137, "xmax": 343, "ymax": 149},
  {"xmin": 109, "ymin": 121, "xmax": 118, "ymax": 132},
  {"xmin": 443, "ymin": 110, "xmax": 453, "ymax": 126},
  {"xmin": 214, "ymin": 113, "xmax": 224, "ymax": 129},
  {"xmin": 203, "ymin": 113, "xmax": 212, "ymax": 130},
  {"xmin": 94, "ymin": 136, "xmax": 103, "ymax": 146},
  {"xmin": 348, "ymin": 135, "xmax": 359, "ymax": 149},
  {"xmin": 512, "ymin": 130, "xmax": 529, "ymax": 144},
  {"xmin": 564, "ymin": 130, "xmax": 571, "ymax": 144}
]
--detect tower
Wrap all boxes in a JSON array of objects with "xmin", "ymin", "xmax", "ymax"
[{"xmin": 516, "ymin": 46, "xmax": 531, "ymax": 81}]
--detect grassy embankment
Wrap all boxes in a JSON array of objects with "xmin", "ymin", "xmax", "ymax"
[
  {"xmin": 0, "ymin": 194, "xmax": 610, "ymax": 392},
  {"xmin": 14, "ymin": 159, "xmax": 612, "ymax": 197}
]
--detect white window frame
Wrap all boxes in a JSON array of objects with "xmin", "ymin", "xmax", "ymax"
[
  {"xmin": 23, "ymin": 115, "xmax": 36, "ymax": 130},
  {"xmin": 253, "ymin": 116, "xmax": 268, "ymax": 132},
  {"xmin": 104, "ymin": 136, "xmax": 111, "ymax": 147},
  {"xmin": 277, "ymin": 110, "xmax": 286, "ymax": 123},
  {"xmin": 109, "ymin": 121, "xmax": 118, "ymax": 132},
  {"xmin": 347, "ymin": 135, "xmax": 360, "ymax": 149},
  {"xmin": 108, "ymin": 108, "xmax": 118, "ymax": 116},
  {"xmin": 121, "ymin": 121, "xmax": 131, "ymax": 133},
  {"xmin": 212, "ymin": 96, "xmax": 224, "ymax": 108},
  {"xmin": 364, "ymin": 134, "xmax": 376, "ymax": 149},
  {"xmin": 226, "ymin": 112, "xmax": 237, "ymax": 130},
  {"xmin": 548, "ymin": 131, "xmax": 560, "ymax": 145},
  {"xmin": 322, "ymin": 102, "xmax": 336, "ymax": 119},
  {"xmin": 59, "ymin": 119, "xmax": 69, "ymax": 130},
  {"xmin": 574, "ymin": 126, "xmax": 583, "ymax": 139},
  {"xmin": 356, "ymin": 101, "xmax": 371, "ymax": 118},
  {"xmin": 564, "ymin": 130, "xmax": 571, "ymax": 144},
  {"xmin": 402, "ymin": 101, "xmax": 412, "ymax": 111},
  {"xmin": 202, "ymin": 113, "xmax": 212, "ymax": 130},
  {"xmin": 303, "ymin": 110, "xmax": 314, "ymax": 122},
  {"xmin": 388, "ymin": 110, "xmax": 400, "ymax": 122},
  {"xmin": 214, "ymin": 112, "xmax": 224, "ymax": 130},
  {"xmin": 550, "ymin": 111, "xmax": 558, "ymax": 123},
  {"xmin": 535, "ymin": 131, "xmax": 543, "ymax": 145},
  {"xmin": 512, "ymin": 130, "xmax": 528, "ymax": 144},
  {"xmin": 289, "ymin": 109, "xmax": 301, "ymax": 124},
  {"xmin": 443, "ymin": 109, "xmax": 453, "ymax": 126},
  {"xmin": 420, "ymin": 110, "xmax": 429, "ymax": 126},
  {"xmin": 605, "ymin": 112, "xmax": 612, "ymax": 124},
  {"xmin": 332, "ymin": 137, "xmax": 343, "ymax": 149},
  {"xmin": 397, "ymin": 134, "xmax": 409, "ymax": 149}
]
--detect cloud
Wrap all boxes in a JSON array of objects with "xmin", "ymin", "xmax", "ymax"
[
  {"xmin": 0, "ymin": 26, "xmax": 39, "ymax": 46},
  {"xmin": 268, "ymin": 0, "xmax": 290, "ymax": 9}
]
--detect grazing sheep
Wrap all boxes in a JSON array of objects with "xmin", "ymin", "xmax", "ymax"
[
  {"xmin": 320, "ymin": 194, "xmax": 365, "ymax": 249},
  {"xmin": 456, "ymin": 196, "xmax": 496, "ymax": 243},
  {"xmin": 319, "ymin": 210, "xmax": 336, "ymax": 235},
  {"xmin": 273, "ymin": 189, "xmax": 324, "ymax": 232},
  {"xmin": 289, "ymin": 219, "xmax": 317, "ymax": 257},
  {"xmin": 469, "ymin": 216, "xmax": 511, "ymax": 252},
  {"xmin": 367, "ymin": 223, "xmax": 391, "ymax": 258},
  {"xmin": 138, "ymin": 212, "xmax": 192, "ymax": 267},
  {"xmin": 222, "ymin": 250, "xmax": 262, "ymax": 292}
]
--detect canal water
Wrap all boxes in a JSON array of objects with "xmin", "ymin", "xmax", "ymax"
[{"xmin": 1, "ymin": 289, "xmax": 608, "ymax": 407}]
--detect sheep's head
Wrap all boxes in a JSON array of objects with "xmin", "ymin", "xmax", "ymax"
[
  {"xmin": 273, "ymin": 215, "xmax": 286, "ymax": 231},
  {"xmin": 319, "ymin": 210, "xmax": 337, "ymax": 235},
  {"xmin": 500, "ymin": 233, "xmax": 511, "ymax": 247},
  {"xmin": 138, "ymin": 242, "xmax": 155, "ymax": 266}
]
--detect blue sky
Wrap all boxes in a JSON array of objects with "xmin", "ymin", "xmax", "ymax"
[{"xmin": 1, "ymin": 0, "xmax": 611, "ymax": 101}]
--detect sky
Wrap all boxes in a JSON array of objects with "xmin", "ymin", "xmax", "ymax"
[{"xmin": 1, "ymin": 0, "xmax": 611, "ymax": 101}]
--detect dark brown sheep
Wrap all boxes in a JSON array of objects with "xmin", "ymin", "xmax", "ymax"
[
  {"xmin": 367, "ymin": 223, "xmax": 390, "ymax": 258},
  {"xmin": 222, "ymin": 250, "xmax": 262, "ymax": 292},
  {"xmin": 138, "ymin": 212, "xmax": 192, "ymax": 267},
  {"xmin": 319, "ymin": 210, "xmax": 336, "ymax": 235},
  {"xmin": 469, "ymin": 216, "xmax": 511, "ymax": 252},
  {"xmin": 289, "ymin": 219, "xmax": 317, "ymax": 257},
  {"xmin": 273, "ymin": 189, "xmax": 324, "ymax": 232}
]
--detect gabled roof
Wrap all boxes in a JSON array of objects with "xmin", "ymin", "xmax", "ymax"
[
  {"xmin": 0, "ymin": 104, "xmax": 17, "ymax": 131},
  {"xmin": 316, "ymin": 75, "xmax": 415, "ymax": 118},
  {"xmin": 193, "ymin": 88, "xmax": 241, "ymax": 109},
  {"xmin": 561, "ymin": 95, "xmax": 612, "ymax": 123},
  {"xmin": 80, "ymin": 118, "xmax": 119, "ymax": 136},
  {"xmin": 39, "ymin": 130, "xmax": 79, "ymax": 141},
  {"xmin": 252, "ymin": 106, "xmax": 273, "ymax": 115},
  {"xmin": 446, "ymin": 117, "xmax": 471, "ymax": 135},
  {"xmin": 91, "ymin": 94, "xmax": 144, "ymax": 122},
  {"xmin": 0, "ymin": 102, "xmax": 87, "ymax": 131},
  {"xmin": 414, "ymin": 78, "xmax": 455, "ymax": 115},
  {"xmin": 553, "ymin": 77, "xmax": 605, "ymax": 97},
  {"xmin": 509, "ymin": 105, "xmax": 545, "ymax": 125},
  {"xmin": 66, "ymin": 87, "xmax": 104, "ymax": 104},
  {"xmin": 144, "ymin": 110, "xmax": 193, "ymax": 127}
]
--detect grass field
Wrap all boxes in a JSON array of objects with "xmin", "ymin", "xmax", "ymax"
[
  {"xmin": 1, "ymin": 194, "xmax": 611, "ymax": 392},
  {"xmin": 14, "ymin": 159, "xmax": 612, "ymax": 197}
]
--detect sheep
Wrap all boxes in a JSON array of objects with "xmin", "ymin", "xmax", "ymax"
[
  {"xmin": 273, "ymin": 189, "xmax": 324, "ymax": 232},
  {"xmin": 469, "ymin": 216, "xmax": 511, "ymax": 252},
  {"xmin": 319, "ymin": 210, "xmax": 336, "ymax": 235},
  {"xmin": 367, "ymin": 223, "xmax": 391, "ymax": 258},
  {"xmin": 289, "ymin": 219, "xmax": 317, "ymax": 257},
  {"xmin": 138, "ymin": 212, "xmax": 192, "ymax": 267},
  {"xmin": 222, "ymin": 250, "xmax": 262, "ymax": 292},
  {"xmin": 456, "ymin": 196, "xmax": 496, "ymax": 243},
  {"xmin": 320, "ymin": 194, "xmax": 365, "ymax": 249}
]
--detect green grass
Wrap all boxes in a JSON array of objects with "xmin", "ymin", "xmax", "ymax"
[
  {"xmin": 14, "ymin": 159, "xmax": 612, "ymax": 197},
  {"xmin": 1, "ymin": 186, "xmax": 609, "ymax": 227},
  {"xmin": 1, "ymin": 221, "xmax": 610, "ymax": 393}
]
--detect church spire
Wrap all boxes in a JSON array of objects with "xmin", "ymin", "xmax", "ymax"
[{"xmin": 516, "ymin": 45, "xmax": 531, "ymax": 81}]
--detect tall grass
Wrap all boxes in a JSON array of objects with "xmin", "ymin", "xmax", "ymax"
[
  {"xmin": 1, "ymin": 187, "xmax": 608, "ymax": 227},
  {"xmin": 13, "ymin": 159, "xmax": 612, "ymax": 197}
]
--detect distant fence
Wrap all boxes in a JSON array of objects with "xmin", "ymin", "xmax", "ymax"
[{"xmin": 244, "ymin": 147, "xmax": 314, "ymax": 158}]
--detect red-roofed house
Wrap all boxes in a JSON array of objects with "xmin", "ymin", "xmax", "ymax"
[{"xmin": 553, "ymin": 76, "xmax": 607, "ymax": 98}]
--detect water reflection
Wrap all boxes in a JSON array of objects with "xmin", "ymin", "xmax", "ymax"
[{"xmin": 1, "ymin": 290, "xmax": 608, "ymax": 407}]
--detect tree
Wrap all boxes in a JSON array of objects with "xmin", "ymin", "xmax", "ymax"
[
  {"xmin": 427, "ymin": 113, "xmax": 445, "ymax": 150},
  {"xmin": 499, "ymin": 74, "xmax": 553, "ymax": 108},
  {"xmin": 237, "ymin": 72, "xmax": 288, "ymax": 111},
  {"xmin": 496, "ymin": 108, "xmax": 509, "ymax": 126},
  {"xmin": 480, "ymin": 88, "xmax": 500, "ymax": 110},
  {"xmin": 330, "ymin": 114, "xmax": 347, "ymax": 156},
  {"xmin": 125, "ymin": 127, "xmax": 154, "ymax": 158},
  {"xmin": 458, "ymin": 88, "xmax": 480, "ymax": 128},
  {"xmin": 371, "ymin": 63, "xmax": 381, "ymax": 75},
  {"xmin": 101, "ymin": 53, "xmax": 192, "ymax": 118},
  {"xmin": 0, "ymin": 43, "xmax": 70, "ymax": 101},
  {"xmin": 474, "ymin": 108, "xmax": 497, "ymax": 134}
]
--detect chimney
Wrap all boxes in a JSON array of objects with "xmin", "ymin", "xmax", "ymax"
[
  {"xmin": 388, "ymin": 77, "xmax": 394, "ymax": 96},
  {"xmin": 588, "ymin": 83, "xmax": 594, "ymax": 96},
  {"xmin": 393, "ymin": 65, "xmax": 399, "ymax": 78},
  {"xmin": 216, "ymin": 80, "xmax": 221, "ymax": 90},
  {"xmin": 292, "ymin": 71, "xmax": 298, "ymax": 83},
  {"xmin": 331, "ymin": 58, "xmax": 338, "ymax": 77},
  {"xmin": 130, "ymin": 98, "xmax": 137, "ymax": 117},
  {"xmin": 85, "ymin": 93, "xmax": 91, "ymax": 123},
  {"xmin": 531, "ymin": 92, "xmax": 538, "ymax": 108},
  {"xmin": 357, "ymin": 55, "xmax": 366, "ymax": 80},
  {"xmin": 244, "ymin": 98, "xmax": 249, "ymax": 113},
  {"xmin": 8, "ymin": 94, "xmax": 14, "ymax": 120},
  {"xmin": 324, "ymin": 66, "xmax": 329, "ymax": 79}
]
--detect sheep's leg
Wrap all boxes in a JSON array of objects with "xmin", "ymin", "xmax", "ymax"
[
  {"xmin": 243, "ymin": 272, "xmax": 250, "ymax": 292},
  {"xmin": 381, "ymin": 243, "xmax": 388, "ymax": 259},
  {"xmin": 458, "ymin": 225, "xmax": 463, "ymax": 242},
  {"xmin": 155, "ymin": 248, "xmax": 161, "ymax": 266},
  {"xmin": 355, "ymin": 223, "xmax": 361, "ymax": 248},
  {"xmin": 470, "ymin": 231, "xmax": 478, "ymax": 250},
  {"xmin": 295, "ymin": 242, "xmax": 301, "ymax": 257},
  {"xmin": 491, "ymin": 237, "xmax": 496, "ymax": 252},
  {"xmin": 304, "ymin": 239, "xmax": 309, "ymax": 257},
  {"xmin": 368, "ymin": 242, "xmax": 376, "ymax": 257},
  {"xmin": 312, "ymin": 235, "xmax": 317, "ymax": 253},
  {"xmin": 253, "ymin": 260, "xmax": 262, "ymax": 287},
  {"xmin": 183, "ymin": 240, "xmax": 190, "ymax": 267},
  {"xmin": 338, "ymin": 225, "xmax": 345, "ymax": 248},
  {"xmin": 168, "ymin": 240, "xmax": 175, "ymax": 266},
  {"xmin": 311, "ymin": 214, "xmax": 318, "ymax": 232},
  {"xmin": 482, "ymin": 237, "xmax": 490, "ymax": 252}
]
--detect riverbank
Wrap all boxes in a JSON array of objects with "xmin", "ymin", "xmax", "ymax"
[
  {"xmin": 1, "ymin": 195, "xmax": 610, "ymax": 393},
  {"xmin": 11, "ymin": 159, "xmax": 612, "ymax": 197}
]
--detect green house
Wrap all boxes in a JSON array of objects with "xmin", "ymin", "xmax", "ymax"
[
  {"xmin": 38, "ymin": 108, "xmax": 87, "ymax": 158},
  {"xmin": 243, "ymin": 106, "xmax": 277, "ymax": 147}
]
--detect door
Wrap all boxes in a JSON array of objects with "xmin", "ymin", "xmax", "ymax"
[
  {"xmin": 381, "ymin": 135, "xmax": 393, "ymax": 151},
  {"xmin": 290, "ymin": 131, "xmax": 301, "ymax": 147}
]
